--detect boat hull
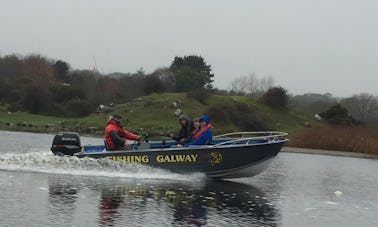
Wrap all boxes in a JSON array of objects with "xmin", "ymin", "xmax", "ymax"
[{"xmin": 76, "ymin": 140, "xmax": 286, "ymax": 179}]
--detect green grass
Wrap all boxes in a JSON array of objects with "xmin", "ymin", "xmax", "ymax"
[
  {"xmin": 4, "ymin": 93, "xmax": 377, "ymax": 154},
  {"xmin": 0, "ymin": 93, "xmax": 313, "ymax": 138}
]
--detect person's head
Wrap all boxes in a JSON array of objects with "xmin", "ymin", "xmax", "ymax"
[
  {"xmin": 111, "ymin": 114, "xmax": 122, "ymax": 125},
  {"xmin": 199, "ymin": 114, "xmax": 210, "ymax": 127},
  {"xmin": 178, "ymin": 114, "xmax": 189, "ymax": 126},
  {"xmin": 193, "ymin": 117, "xmax": 200, "ymax": 129}
]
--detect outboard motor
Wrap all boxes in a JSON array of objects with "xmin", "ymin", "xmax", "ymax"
[{"xmin": 51, "ymin": 132, "xmax": 82, "ymax": 155}]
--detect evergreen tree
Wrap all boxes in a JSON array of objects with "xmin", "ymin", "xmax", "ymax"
[{"xmin": 170, "ymin": 55, "xmax": 214, "ymax": 92}]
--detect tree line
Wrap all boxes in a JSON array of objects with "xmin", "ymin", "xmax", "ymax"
[
  {"xmin": 1, "ymin": 53, "xmax": 375, "ymax": 126},
  {"xmin": 0, "ymin": 54, "xmax": 214, "ymax": 117},
  {"xmin": 290, "ymin": 93, "xmax": 378, "ymax": 125}
]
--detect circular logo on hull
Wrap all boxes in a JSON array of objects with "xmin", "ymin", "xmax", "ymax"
[{"xmin": 210, "ymin": 151, "xmax": 222, "ymax": 166}]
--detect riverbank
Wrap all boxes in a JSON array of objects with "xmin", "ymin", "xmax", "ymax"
[{"xmin": 282, "ymin": 146, "xmax": 378, "ymax": 160}]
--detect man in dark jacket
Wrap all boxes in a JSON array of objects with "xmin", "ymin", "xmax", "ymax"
[{"xmin": 169, "ymin": 114, "xmax": 194, "ymax": 145}]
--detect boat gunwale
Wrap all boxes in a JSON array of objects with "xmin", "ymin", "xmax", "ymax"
[{"xmin": 79, "ymin": 138, "xmax": 288, "ymax": 156}]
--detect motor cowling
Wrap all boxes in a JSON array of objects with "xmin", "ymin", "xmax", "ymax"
[{"xmin": 51, "ymin": 132, "xmax": 82, "ymax": 155}]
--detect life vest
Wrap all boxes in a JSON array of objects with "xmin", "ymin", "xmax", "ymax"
[
  {"xmin": 192, "ymin": 128, "xmax": 201, "ymax": 139},
  {"xmin": 104, "ymin": 119, "xmax": 137, "ymax": 150},
  {"xmin": 194, "ymin": 124, "xmax": 212, "ymax": 139}
]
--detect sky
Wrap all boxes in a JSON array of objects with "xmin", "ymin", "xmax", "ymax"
[{"xmin": 1, "ymin": 0, "xmax": 377, "ymax": 97}]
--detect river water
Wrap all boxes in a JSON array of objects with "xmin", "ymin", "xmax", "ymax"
[{"xmin": 0, "ymin": 130, "xmax": 377, "ymax": 227}]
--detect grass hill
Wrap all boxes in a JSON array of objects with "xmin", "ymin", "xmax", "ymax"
[
  {"xmin": 2, "ymin": 93, "xmax": 377, "ymax": 156},
  {"xmin": 0, "ymin": 93, "xmax": 313, "ymax": 139}
]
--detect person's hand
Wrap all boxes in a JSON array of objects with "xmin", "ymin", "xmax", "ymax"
[
  {"xmin": 124, "ymin": 141, "xmax": 130, "ymax": 149},
  {"xmin": 136, "ymin": 135, "xmax": 141, "ymax": 140}
]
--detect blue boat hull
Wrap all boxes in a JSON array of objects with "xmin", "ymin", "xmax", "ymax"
[{"xmin": 76, "ymin": 139, "xmax": 286, "ymax": 179}]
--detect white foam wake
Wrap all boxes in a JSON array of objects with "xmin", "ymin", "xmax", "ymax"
[{"xmin": 0, "ymin": 151, "xmax": 205, "ymax": 182}]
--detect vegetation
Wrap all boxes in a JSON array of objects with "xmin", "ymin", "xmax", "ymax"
[
  {"xmin": 0, "ymin": 92, "xmax": 311, "ymax": 137},
  {"xmin": 230, "ymin": 73, "xmax": 274, "ymax": 96},
  {"xmin": 289, "ymin": 125, "xmax": 378, "ymax": 155},
  {"xmin": 259, "ymin": 86, "xmax": 289, "ymax": 109},
  {"xmin": 319, "ymin": 104, "xmax": 357, "ymax": 125},
  {"xmin": 1, "ymin": 52, "xmax": 378, "ymax": 155},
  {"xmin": 0, "ymin": 54, "xmax": 214, "ymax": 117},
  {"xmin": 290, "ymin": 92, "xmax": 378, "ymax": 125},
  {"xmin": 170, "ymin": 55, "xmax": 214, "ymax": 91}
]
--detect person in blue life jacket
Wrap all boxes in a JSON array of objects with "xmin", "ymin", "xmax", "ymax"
[{"xmin": 187, "ymin": 114, "xmax": 212, "ymax": 145}]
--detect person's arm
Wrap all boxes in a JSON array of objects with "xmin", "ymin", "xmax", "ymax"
[
  {"xmin": 188, "ymin": 130, "xmax": 212, "ymax": 145},
  {"xmin": 109, "ymin": 131, "xmax": 125, "ymax": 147},
  {"xmin": 123, "ymin": 128, "xmax": 139, "ymax": 140},
  {"xmin": 168, "ymin": 132, "xmax": 180, "ymax": 141},
  {"xmin": 180, "ymin": 123, "xmax": 193, "ymax": 143}
]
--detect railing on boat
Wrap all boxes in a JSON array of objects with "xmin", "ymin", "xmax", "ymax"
[{"xmin": 211, "ymin": 131, "xmax": 288, "ymax": 147}]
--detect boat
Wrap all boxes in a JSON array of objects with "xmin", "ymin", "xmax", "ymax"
[{"xmin": 50, "ymin": 131, "xmax": 288, "ymax": 179}]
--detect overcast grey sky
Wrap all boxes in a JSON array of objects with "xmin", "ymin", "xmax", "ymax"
[{"xmin": 1, "ymin": 0, "xmax": 377, "ymax": 97}]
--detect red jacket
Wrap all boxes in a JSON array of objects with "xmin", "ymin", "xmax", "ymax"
[{"xmin": 104, "ymin": 119, "xmax": 138, "ymax": 150}]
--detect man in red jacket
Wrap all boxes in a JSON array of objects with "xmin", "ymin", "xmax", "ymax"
[{"xmin": 104, "ymin": 114, "xmax": 140, "ymax": 150}]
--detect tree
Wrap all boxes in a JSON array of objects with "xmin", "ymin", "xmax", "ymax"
[
  {"xmin": 341, "ymin": 93, "xmax": 378, "ymax": 124},
  {"xmin": 170, "ymin": 55, "xmax": 214, "ymax": 92},
  {"xmin": 54, "ymin": 60, "xmax": 70, "ymax": 82},
  {"xmin": 0, "ymin": 54, "xmax": 23, "ymax": 80},
  {"xmin": 230, "ymin": 74, "xmax": 274, "ymax": 96},
  {"xmin": 290, "ymin": 93, "xmax": 338, "ymax": 115},
  {"xmin": 260, "ymin": 86, "xmax": 289, "ymax": 109},
  {"xmin": 319, "ymin": 104, "xmax": 357, "ymax": 125},
  {"xmin": 151, "ymin": 67, "xmax": 175, "ymax": 92}
]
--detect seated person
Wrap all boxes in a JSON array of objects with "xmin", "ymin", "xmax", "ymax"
[
  {"xmin": 104, "ymin": 114, "xmax": 140, "ymax": 150},
  {"xmin": 187, "ymin": 115, "xmax": 212, "ymax": 145},
  {"xmin": 169, "ymin": 114, "xmax": 194, "ymax": 145},
  {"xmin": 192, "ymin": 117, "xmax": 201, "ymax": 139}
]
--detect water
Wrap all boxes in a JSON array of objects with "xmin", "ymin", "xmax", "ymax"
[{"xmin": 0, "ymin": 130, "xmax": 377, "ymax": 227}]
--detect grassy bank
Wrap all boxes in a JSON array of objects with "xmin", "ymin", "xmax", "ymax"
[
  {"xmin": 1, "ymin": 93, "xmax": 376, "ymax": 156},
  {"xmin": 0, "ymin": 93, "xmax": 311, "ymax": 137},
  {"xmin": 288, "ymin": 125, "xmax": 378, "ymax": 155}
]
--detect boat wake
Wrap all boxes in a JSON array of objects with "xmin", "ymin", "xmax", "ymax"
[{"xmin": 0, "ymin": 151, "xmax": 205, "ymax": 182}]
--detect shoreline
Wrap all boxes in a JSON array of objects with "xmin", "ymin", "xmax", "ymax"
[
  {"xmin": 282, "ymin": 147, "xmax": 378, "ymax": 160},
  {"xmin": 1, "ymin": 129, "xmax": 377, "ymax": 160}
]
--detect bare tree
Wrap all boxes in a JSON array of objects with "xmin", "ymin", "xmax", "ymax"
[
  {"xmin": 230, "ymin": 74, "xmax": 274, "ymax": 96},
  {"xmin": 230, "ymin": 75, "xmax": 248, "ymax": 94},
  {"xmin": 341, "ymin": 93, "xmax": 378, "ymax": 123}
]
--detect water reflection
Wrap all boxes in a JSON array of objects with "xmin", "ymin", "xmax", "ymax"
[
  {"xmin": 95, "ymin": 179, "xmax": 279, "ymax": 227},
  {"xmin": 48, "ymin": 178, "xmax": 80, "ymax": 225},
  {"xmin": 46, "ymin": 175, "xmax": 279, "ymax": 226}
]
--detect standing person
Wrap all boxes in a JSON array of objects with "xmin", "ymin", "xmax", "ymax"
[
  {"xmin": 188, "ymin": 115, "xmax": 212, "ymax": 145},
  {"xmin": 104, "ymin": 114, "xmax": 140, "ymax": 150},
  {"xmin": 169, "ymin": 114, "xmax": 194, "ymax": 145}
]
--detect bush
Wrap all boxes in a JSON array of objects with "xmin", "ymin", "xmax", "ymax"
[
  {"xmin": 187, "ymin": 88, "xmax": 211, "ymax": 104},
  {"xmin": 206, "ymin": 103, "xmax": 269, "ymax": 131},
  {"xmin": 260, "ymin": 86, "xmax": 288, "ymax": 109},
  {"xmin": 65, "ymin": 98, "xmax": 94, "ymax": 117},
  {"xmin": 319, "ymin": 104, "xmax": 358, "ymax": 125}
]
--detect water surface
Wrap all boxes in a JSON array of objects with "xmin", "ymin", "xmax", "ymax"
[{"xmin": 0, "ymin": 131, "xmax": 377, "ymax": 226}]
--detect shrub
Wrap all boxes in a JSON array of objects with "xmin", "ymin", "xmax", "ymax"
[
  {"xmin": 206, "ymin": 102, "xmax": 269, "ymax": 131},
  {"xmin": 319, "ymin": 104, "xmax": 358, "ymax": 125},
  {"xmin": 65, "ymin": 98, "xmax": 94, "ymax": 117},
  {"xmin": 187, "ymin": 88, "xmax": 211, "ymax": 104},
  {"xmin": 260, "ymin": 86, "xmax": 288, "ymax": 109}
]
